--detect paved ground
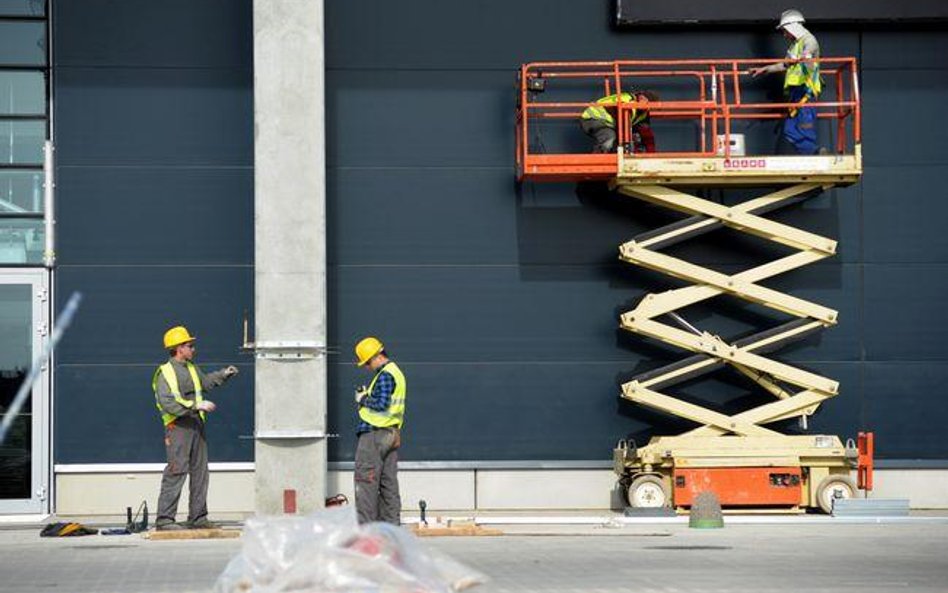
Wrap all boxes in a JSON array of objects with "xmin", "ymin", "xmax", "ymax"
[{"xmin": 1, "ymin": 520, "xmax": 947, "ymax": 592}]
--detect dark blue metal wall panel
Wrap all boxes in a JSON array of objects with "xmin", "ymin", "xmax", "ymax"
[
  {"xmin": 861, "ymin": 70, "xmax": 948, "ymax": 167},
  {"xmin": 863, "ymin": 167, "xmax": 948, "ymax": 263},
  {"xmin": 54, "ymin": 0, "xmax": 252, "ymax": 68},
  {"xmin": 50, "ymin": 0, "xmax": 948, "ymax": 465},
  {"xmin": 55, "ymin": 67, "xmax": 253, "ymax": 167},
  {"xmin": 863, "ymin": 264, "xmax": 948, "ymax": 362},
  {"xmin": 323, "ymin": 2, "xmax": 948, "ymax": 463},
  {"xmin": 55, "ymin": 365, "xmax": 253, "ymax": 464},
  {"xmin": 325, "ymin": 0, "xmax": 859, "ymax": 69},
  {"xmin": 864, "ymin": 363, "xmax": 948, "ymax": 458},
  {"xmin": 52, "ymin": 0, "xmax": 255, "ymax": 464},
  {"xmin": 328, "ymin": 361, "xmax": 865, "ymax": 461},
  {"xmin": 56, "ymin": 167, "xmax": 253, "ymax": 266},
  {"xmin": 55, "ymin": 267, "xmax": 252, "ymax": 365}
]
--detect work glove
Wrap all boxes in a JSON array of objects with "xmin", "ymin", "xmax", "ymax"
[
  {"xmin": 196, "ymin": 400, "xmax": 217, "ymax": 413},
  {"xmin": 355, "ymin": 385, "xmax": 369, "ymax": 405},
  {"xmin": 223, "ymin": 365, "xmax": 239, "ymax": 378}
]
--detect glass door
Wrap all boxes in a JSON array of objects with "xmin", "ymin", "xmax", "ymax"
[{"xmin": 0, "ymin": 268, "xmax": 48, "ymax": 514}]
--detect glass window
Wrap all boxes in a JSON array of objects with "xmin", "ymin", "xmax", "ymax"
[
  {"xmin": 0, "ymin": 21, "xmax": 45, "ymax": 66},
  {"xmin": 0, "ymin": 169, "xmax": 43, "ymax": 213},
  {"xmin": 0, "ymin": 218, "xmax": 43, "ymax": 263},
  {"xmin": 0, "ymin": 283, "xmax": 33, "ymax": 499},
  {"xmin": 1, "ymin": 7, "xmax": 46, "ymax": 266},
  {"xmin": 0, "ymin": 120, "xmax": 44, "ymax": 164},
  {"xmin": 0, "ymin": 71, "xmax": 44, "ymax": 115},
  {"xmin": 0, "ymin": 0, "xmax": 45, "ymax": 17}
]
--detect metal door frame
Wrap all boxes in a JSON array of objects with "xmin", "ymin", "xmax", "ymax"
[{"xmin": 0, "ymin": 267, "xmax": 50, "ymax": 514}]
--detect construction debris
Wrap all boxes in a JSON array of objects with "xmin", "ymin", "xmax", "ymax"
[{"xmin": 215, "ymin": 507, "xmax": 487, "ymax": 592}]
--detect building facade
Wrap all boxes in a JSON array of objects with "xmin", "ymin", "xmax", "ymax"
[{"xmin": 1, "ymin": 0, "xmax": 947, "ymax": 516}]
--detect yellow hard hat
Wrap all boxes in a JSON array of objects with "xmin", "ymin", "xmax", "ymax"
[
  {"xmin": 355, "ymin": 336, "xmax": 384, "ymax": 366},
  {"xmin": 163, "ymin": 325, "xmax": 196, "ymax": 349}
]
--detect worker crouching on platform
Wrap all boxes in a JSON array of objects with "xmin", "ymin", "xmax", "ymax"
[
  {"xmin": 153, "ymin": 326, "xmax": 239, "ymax": 531},
  {"xmin": 353, "ymin": 336, "xmax": 406, "ymax": 525},
  {"xmin": 580, "ymin": 90, "xmax": 658, "ymax": 154},
  {"xmin": 750, "ymin": 9, "xmax": 822, "ymax": 155}
]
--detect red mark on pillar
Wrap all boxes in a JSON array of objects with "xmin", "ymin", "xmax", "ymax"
[{"xmin": 283, "ymin": 489, "xmax": 297, "ymax": 514}]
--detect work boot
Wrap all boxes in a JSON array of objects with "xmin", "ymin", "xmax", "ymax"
[
  {"xmin": 187, "ymin": 517, "xmax": 221, "ymax": 530},
  {"xmin": 155, "ymin": 520, "xmax": 186, "ymax": 531}
]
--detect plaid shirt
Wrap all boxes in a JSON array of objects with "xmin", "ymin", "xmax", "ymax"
[{"xmin": 356, "ymin": 369, "xmax": 395, "ymax": 435}]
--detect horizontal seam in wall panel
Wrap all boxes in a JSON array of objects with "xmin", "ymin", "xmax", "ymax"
[
  {"xmin": 861, "ymin": 163, "xmax": 948, "ymax": 168},
  {"xmin": 860, "ymin": 360, "xmax": 948, "ymax": 364},
  {"xmin": 57, "ymin": 362, "xmax": 251, "ymax": 368},
  {"xmin": 327, "ymin": 360, "xmax": 872, "ymax": 366},
  {"xmin": 326, "ymin": 67, "xmax": 522, "ymax": 73},
  {"xmin": 56, "ymin": 164, "xmax": 254, "ymax": 170},
  {"xmin": 861, "ymin": 262, "xmax": 948, "ymax": 266},
  {"xmin": 326, "ymin": 261, "xmax": 868, "ymax": 266},
  {"xmin": 860, "ymin": 67, "xmax": 948, "ymax": 72},
  {"xmin": 326, "ymin": 66, "xmax": 948, "ymax": 73},
  {"xmin": 331, "ymin": 166, "xmax": 512, "ymax": 171},
  {"xmin": 56, "ymin": 264, "xmax": 254, "ymax": 268},
  {"xmin": 54, "ymin": 64, "xmax": 252, "ymax": 72}
]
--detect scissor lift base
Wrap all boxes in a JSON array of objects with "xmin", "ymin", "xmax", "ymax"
[{"xmin": 615, "ymin": 435, "xmax": 856, "ymax": 510}]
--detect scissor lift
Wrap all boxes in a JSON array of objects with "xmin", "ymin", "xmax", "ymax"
[{"xmin": 516, "ymin": 58, "xmax": 871, "ymax": 512}]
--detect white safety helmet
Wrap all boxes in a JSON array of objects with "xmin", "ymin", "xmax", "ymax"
[{"xmin": 777, "ymin": 9, "xmax": 805, "ymax": 30}]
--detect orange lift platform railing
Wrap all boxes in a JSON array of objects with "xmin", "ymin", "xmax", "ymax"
[
  {"xmin": 516, "ymin": 58, "xmax": 872, "ymax": 513},
  {"xmin": 516, "ymin": 57, "xmax": 861, "ymax": 185}
]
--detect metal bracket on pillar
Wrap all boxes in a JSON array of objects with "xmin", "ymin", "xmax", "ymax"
[
  {"xmin": 253, "ymin": 340, "xmax": 326, "ymax": 360},
  {"xmin": 254, "ymin": 430, "xmax": 336, "ymax": 440}
]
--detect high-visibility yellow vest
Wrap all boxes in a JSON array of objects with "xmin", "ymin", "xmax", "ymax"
[
  {"xmin": 152, "ymin": 361, "xmax": 204, "ymax": 426},
  {"xmin": 358, "ymin": 362, "xmax": 406, "ymax": 429},
  {"xmin": 582, "ymin": 93, "xmax": 644, "ymax": 127},
  {"xmin": 784, "ymin": 36, "xmax": 821, "ymax": 97}
]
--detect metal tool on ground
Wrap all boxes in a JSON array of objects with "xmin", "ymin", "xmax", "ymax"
[
  {"xmin": 516, "ymin": 58, "xmax": 872, "ymax": 512},
  {"xmin": 127, "ymin": 501, "xmax": 148, "ymax": 533},
  {"xmin": 419, "ymin": 499, "xmax": 429, "ymax": 526}
]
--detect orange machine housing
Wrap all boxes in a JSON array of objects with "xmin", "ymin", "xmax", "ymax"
[{"xmin": 673, "ymin": 467, "xmax": 802, "ymax": 507}]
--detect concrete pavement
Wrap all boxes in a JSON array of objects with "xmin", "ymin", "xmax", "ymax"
[{"xmin": 1, "ymin": 519, "xmax": 946, "ymax": 592}]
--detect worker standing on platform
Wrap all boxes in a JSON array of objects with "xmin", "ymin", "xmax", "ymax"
[
  {"xmin": 750, "ymin": 9, "xmax": 822, "ymax": 155},
  {"xmin": 153, "ymin": 326, "xmax": 239, "ymax": 531},
  {"xmin": 353, "ymin": 336, "xmax": 406, "ymax": 525},
  {"xmin": 580, "ymin": 90, "xmax": 657, "ymax": 154}
]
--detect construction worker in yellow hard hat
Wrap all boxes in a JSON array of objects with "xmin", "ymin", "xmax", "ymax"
[
  {"xmin": 152, "ymin": 325, "xmax": 240, "ymax": 531},
  {"xmin": 749, "ymin": 9, "xmax": 823, "ymax": 155},
  {"xmin": 352, "ymin": 336, "xmax": 406, "ymax": 525},
  {"xmin": 580, "ymin": 90, "xmax": 659, "ymax": 153}
]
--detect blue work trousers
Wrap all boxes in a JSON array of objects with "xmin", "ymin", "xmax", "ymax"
[{"xmin": 783, "ymin": 85, "xmax": 818, "ymax": 155}]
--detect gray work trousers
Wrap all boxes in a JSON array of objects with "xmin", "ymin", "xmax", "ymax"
[
  {"xmin": 354, "ymin": 427, "xmax": 401, "ymax": 525},
  {"xmin": 156, "ymin": 415, "xmax": 209, "ymax": 525},
  {"xmin": 580, "ymin": 118, "xmax": 617, "ymax": 153}
]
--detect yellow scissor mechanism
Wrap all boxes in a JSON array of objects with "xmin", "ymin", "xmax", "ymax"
[
  {"xmin": 618, "ymin": 181, "xmax": 837, "ymax": 434},
  {"xmin": 612, "ymin": 179, "xmax": 860, "ymax": 511}
]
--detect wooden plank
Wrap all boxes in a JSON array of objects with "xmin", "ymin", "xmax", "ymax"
[
  {"xmin": 410, "ymin": 524, "xmax": 503, "ymax": 537},
  {"xmin": 143, "ymin": 528, "xmax": 241, "ymax": 540}
]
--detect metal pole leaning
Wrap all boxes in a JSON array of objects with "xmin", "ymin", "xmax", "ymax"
[{"xmin": 0, "ymin": 292, "xmax": 81, "ymax": 445}]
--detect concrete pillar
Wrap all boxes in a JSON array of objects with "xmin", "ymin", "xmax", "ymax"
[{"xmin": 252, "ymin": 0, "xmax": 326, "ymax": 514}]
